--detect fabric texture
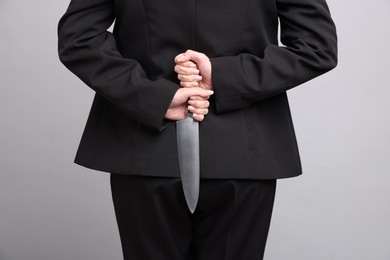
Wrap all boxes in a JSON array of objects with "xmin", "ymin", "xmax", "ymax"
[
  {"xmin": 57, "ymin": 0, "xmax": 337, "ymax": 179},
  {"xmin": 110, "ymin": 173, "xmax": 277, "ymax": 260}
]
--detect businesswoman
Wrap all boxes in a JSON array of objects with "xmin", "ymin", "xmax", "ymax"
[{"xmin": 57, "ymin": 0, "xmax": 337, "ymax": 258}]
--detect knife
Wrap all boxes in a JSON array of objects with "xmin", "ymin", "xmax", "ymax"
[{"xmin": 176, "ymin": 113, "xmax": 200, "ymax": 213}]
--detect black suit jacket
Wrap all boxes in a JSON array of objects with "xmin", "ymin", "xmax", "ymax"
[{"xmin": 58, "ymin": 0, "xmax": 337, "ymax": 179}]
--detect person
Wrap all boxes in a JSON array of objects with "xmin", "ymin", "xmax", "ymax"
[{"xmin": 57, "ymin": 0, "xmax": 337, "ymax": 258}]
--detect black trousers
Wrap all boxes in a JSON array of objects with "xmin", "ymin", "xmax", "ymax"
[{"xmin": 110, "ymin": 173, "xmax": 276, "ymax": 260}]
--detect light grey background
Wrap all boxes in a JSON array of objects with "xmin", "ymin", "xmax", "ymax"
[{"xmin": 1, "ymin": 0, "xmax": 389, "ymax": 259}]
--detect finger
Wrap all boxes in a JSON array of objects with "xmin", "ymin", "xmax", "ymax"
[
  {"xmin": 189, "ymin": 95, "xmax": 210, "ymax": 100},
  {"xmin": 178, "ymin": 74, "xmax": 202, "ymax": 82},
  {"xmin": 174, "ymin": 65, "xmax": 199, "ymax": 75},
  {"xmin": 175, "ymin": 50, "xmax": 206, "ymax": 63},
  {"xmin": 180, "ymin": 81, "xmax": 199, "ymax": 88},
  {"xmin": 177, "ymin": 61, "xmax": 197, "ymax": 68},
  {"xmin": 182, "ymin": 49, "xmax": 207, "ymax": 64},
  {"xmin": 192, "ymin": 113, "xmax": 205, "ymax": 122},
  {"xmin": 188, "ymin": 99, "xmax": 210, "ymax": 109},
  {"xmin": 175, "ymin": 53, "xmax": 192, "ymax": 63},
  {"xmin": 188, "ymin": 105, "xmax": 209, "ymax": 116},
  {"xmin": 183, "ymin": 87, "xmax": 214, "ymax": 99},
  {"xmin": 174, "ymin": 64, "xmax": 199, "ymax": 75}
]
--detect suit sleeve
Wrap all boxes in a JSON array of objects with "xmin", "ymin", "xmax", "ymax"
[
  {"xmin": 210, "ymin": 0, "xmax": 338, "ymax": 113},
  {"xmin": 57, "ymin": 0, "xmax": 179, "ymax": 131}
]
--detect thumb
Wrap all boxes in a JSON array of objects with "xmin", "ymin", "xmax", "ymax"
[
  {"xmin": 175, "ymin": 52, "xmax": 191, "ymax": 63},
  {"xmin": 175, "ymin": 49, "xmax": 204, "ymax": 63},
  {"xmin": 182, "ymin": 49, "xmax": 206, "ymax": 64}
]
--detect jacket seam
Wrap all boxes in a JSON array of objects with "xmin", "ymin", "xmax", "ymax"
[
  {"xmin": 239, "ymin": 0, "xmax": 253, "ymax": 51},
  {"xmin": 140, "ymin": 0, "xmax": 156, "ymax": 77}
]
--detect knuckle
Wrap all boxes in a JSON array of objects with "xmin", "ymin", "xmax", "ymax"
[
  {"xmin": 185, "ymin": 68, "xmax": 193, "ymax": 75},
  {"xmin": 181, "ymin": 68, "xmax": 188, "ymax": 75}
]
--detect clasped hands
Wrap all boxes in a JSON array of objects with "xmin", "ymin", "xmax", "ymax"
[{"xmin": 165, "ymin": 50, "xmax": 213, "ymax": 122}]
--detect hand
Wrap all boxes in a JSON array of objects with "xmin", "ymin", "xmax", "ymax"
[
  {"xmin": 174, "ymin": 50, "xmax": 213, "ymax": 91},
  {"xmin": 174, "ymin": 60, "xmax": 202, "ymax": 88},
  {"xmin": 188, "ymin": 95, "xmax": 210, "ymax": 122},
  {"xmin": 174, "ymin": 60, "xmax": 210, "ymax": 121},
  {"xmin": 165, "ymin": 87, "xmax": 213, "ymax": 122},
  {"xmin": 173, "ymin": 50, "xmax": 213, "ymax": 121}
]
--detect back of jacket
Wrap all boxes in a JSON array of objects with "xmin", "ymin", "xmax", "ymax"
[{"xmin": 58, "ymin": 0, "xmax": 337, "ymax": 179}]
